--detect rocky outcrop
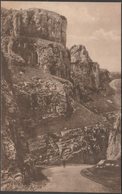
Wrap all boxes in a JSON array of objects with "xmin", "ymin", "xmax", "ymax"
[
  {"xmin": 1, "ymin": 6, "xmax": 74, "ymax": 140},
  {"xmin": 99, "ymin": 69, "xmax": 111, "ymax": 89},
  {"xmin": 1, "ymin": 78, "xmax": 31, "ymax": 184},
  {"xmin": 106, "ymin": 78, "xmax": 121, "ymax": 161},
  {"xmin": 13, "ymin": 76, "xmax": 74, "ymax": 134},
  {"xmin": 1, "ymin": 53, "xmax": 52, "ymax": 187},
  {"xmin": 28, "ymin": 123, "xmax": 109, "ymax": 165},
  {"xmin": 70, "ymin": 45, "xmax": 100, "ymax": 90},
  {"xmin": 2, "ymin": 49, "xmax": 74, "ymax": 134},
  {"xmin": 1, "ymin": 8, "xmax": 67, "ymax": 46},
  {"xmin": 11, "ymin": 37, "xmax": 70, "ymax": 79},
  {"xmin": 69, "ymin": 45, "xmax": 111, "ymax": 102},
  {"xmin": 1, "ymin": 6, "xmax": 74, "ymax": 183},
  {"xmin": 2, "ymin": 32, "xmax": 70, "ymax": 81},
  {"xmin": 107, "ymin": 113, "xmax": 121, "ymax": 161}
]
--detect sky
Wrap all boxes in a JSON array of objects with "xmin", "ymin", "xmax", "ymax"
[{"xmin": 2, "ymin": 1, "xmax": 121, "ymax": 72}]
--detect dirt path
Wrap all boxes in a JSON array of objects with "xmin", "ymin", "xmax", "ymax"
[{"xmin": 41, "ymin": 165, "xmax": 111, "ymax": 192}]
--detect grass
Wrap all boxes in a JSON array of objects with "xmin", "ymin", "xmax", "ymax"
[{"xmin": 81, "ymin": 165, "xmax": 121, "ymax": 192}]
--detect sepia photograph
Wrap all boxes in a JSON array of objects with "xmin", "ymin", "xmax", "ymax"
[{"xmin": 1, "ymin": 1, "xmax": 121, "ymax": 192}]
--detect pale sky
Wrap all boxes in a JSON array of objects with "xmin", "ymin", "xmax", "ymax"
[{"xmin": 2, "ymin": 1, "xmax": 121, "ymax": 72}]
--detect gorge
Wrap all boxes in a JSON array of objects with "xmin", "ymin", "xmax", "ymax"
[{"xmin": 1, "ymin": 7, "xmax": 121, "ymax": 191}]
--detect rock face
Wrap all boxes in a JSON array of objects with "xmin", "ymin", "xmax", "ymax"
[
  {"xmin": 2, "ymin": 26, "xmax": 70, "ymax": 80},
  {"xmin": 69, "ymin": 45, "xmax": 111, "ymax": 102},
  {"xmin": 1, "ymin": 7, "xmax": 74, "ymax": 182},
  {"xmin": 2, "ymin": 8, "xmax": 67, "ymax": 46},
  {"xmin": 106, "ymin": 78, "xmax": 121, "ymax": 161},
  {"xmin": 99, "ymin": 69, "xmax": 111, "ymax": 88},
  {"xmin": 1, "ymin": 6, "xmax": 74, "ymax": 139},
  {"xmin": 11, "ymin": 37, "xmax": 70, "ymax": 79},
  {"xmin": 70, "ymin": 45, "xmax": 100, "ymax": 91},
  {"xmin": 29, "ymin": 123, "xmax": 109, "ymax": 166},
  {"xmin": 107, "ymin": 113, "xmax": 121, "ymax": 160},
  {"xmin": 1, "ymin": 77, "xmax": 32, "ymax": 185}
]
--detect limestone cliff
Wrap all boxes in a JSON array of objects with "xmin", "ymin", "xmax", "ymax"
[
  {"xmin": 1, "ymin": 8, "xmax": 74, "ymax": 188},
  {"xmin": 106, "ymin": 79, "xmax": 121, "ymax": 161},
  {"xmin": 107, "ymin": 113, "xmax": 121, "ymax": 161},
  {"xmin": 1, "ymin": 7, "xmax": 119, "ymax": 190},
  {"xmin": 70, "ymin": 45, "xmax": 100, "ymax": 101},
  {"xmin": 1, "ymin": 77, "xmax": 32, "ymax": 186},
  {"xmin": 2, "ymin": 8, "xmax": 67, "ymax": 45},
  {"xmin": 69, "ymin": 45, "xmax": 111, "ymax": 102}
]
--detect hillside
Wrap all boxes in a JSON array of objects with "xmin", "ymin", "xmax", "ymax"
[{"xmin": 36, "ymin": 103, "xmax": 107, "ymax": 135}]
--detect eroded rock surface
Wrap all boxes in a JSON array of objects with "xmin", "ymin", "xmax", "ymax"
[
  {"xmin": 29, "ymin": 123, "xmax": 109, "ymax": 166},
  {"xmin": 2, "ymin": 8, "xmax": 67, "ymax": 45},
  {"xmin": 69, "ymin": 45, "xmax": 111, "ymax": 102},
  {"xmin": 107, "ymin": 113, "xmax": 121, "ymax": 161}
]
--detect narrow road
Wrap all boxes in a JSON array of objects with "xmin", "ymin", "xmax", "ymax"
[{"xmin": 41, "ymin": 165, "xmax": 111, "ymax": 192}]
